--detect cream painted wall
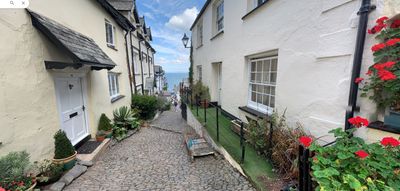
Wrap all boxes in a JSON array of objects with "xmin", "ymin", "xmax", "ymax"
[
  {"xmin": 191, "ymin": 0, "xmax": 399, "ymax": 143},
  {"xmin": 0, "ymin": 0, "xmax": 133, "ymax": 161}
]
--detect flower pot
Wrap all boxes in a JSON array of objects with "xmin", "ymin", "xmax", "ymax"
[
  {"xmin": 96, "ymin": 135, "xmax": 106, "ymax": 142},
  {"xmin": 384, "ymin": 110, "xmax": 400, "ymax": 129},
  {"xmin": 26, "ymin": 182, "xmax": 37, "ymax": 191},
  {"xmin": 200, "ymin": 100, "xmax": 209, "ymax": 108},
  {"xmin": 52, "ymin": 151, "xmax": 77, "ymax": 171},
  {"xmin": 105, "ymin": 130, "xmax": 113, "ymax": 138}
]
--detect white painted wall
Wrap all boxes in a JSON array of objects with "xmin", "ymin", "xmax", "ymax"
[{"xmin": 191, "ymin": 0, "xmax": 400, "ymax": 143}]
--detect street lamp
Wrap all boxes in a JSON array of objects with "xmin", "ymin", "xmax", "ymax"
[{"xmin": 181, "ymin": 33, "xmax": 191, "ymax": 48}]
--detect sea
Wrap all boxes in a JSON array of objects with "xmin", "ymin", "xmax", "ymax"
[{"xmin": 165, "ymin": 72, "xmax": 188, "ymax": 92}]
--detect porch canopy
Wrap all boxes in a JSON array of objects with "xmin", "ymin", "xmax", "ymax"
[{"xmin": 28, "ymin": 10, "xmax": 116, "ymax": 70}]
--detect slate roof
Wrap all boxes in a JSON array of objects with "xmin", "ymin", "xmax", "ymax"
[
  {"xmin": 190, "ymin": 0, "xmax": 211, "ymax": 30},
  {"xmin": 28, "ymin": 10, "xmax": 116, "ymax": 70},
  {"xmin": 97, "ymin": 0, "xmax": 134, "ymax": 30},
  {"xmin": 106, "ymin": 0, "xmax": 133, "ymax": 11}
]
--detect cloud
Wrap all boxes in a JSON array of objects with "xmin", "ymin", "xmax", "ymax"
[
  {"xmin": 143, "ymin": 12, "xmax": 155, "ymax": 20},
  {"xmin": 165, "ymin": 7, "xmax": 199, "ymax": 32}
]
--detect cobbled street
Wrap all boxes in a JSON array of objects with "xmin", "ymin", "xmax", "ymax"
[{"xmin": 64, "ymin": 111, "xmax": 255, "ymax": 191}]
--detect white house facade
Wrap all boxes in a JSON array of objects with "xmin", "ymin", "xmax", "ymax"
[
  {"xmin": 0, "ymin": 0, "xmax": 156, "ymax": 161},
  {"xmin": 190, "ymin": 0, "xmax": 400, "ymax": 143}
]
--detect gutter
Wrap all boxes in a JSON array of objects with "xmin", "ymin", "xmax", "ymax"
[
  {"xmin": 138, "ymin": 36, "xmax": 145, "ymax": 94},
  {"xmin": 130, "ymin": 30, "xmax": 138, "ymax": 94},
  {"xmin": 345, "ymin": 0, "xmax": 375, "ymax": 130},
  {"xmin": 124, "ymin": 29, "xmax": 134, "ymax": 97}
]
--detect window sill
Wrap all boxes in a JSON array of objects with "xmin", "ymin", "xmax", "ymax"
[
  {"xmin": 111, "ymin": 95, "xmax": 125, "ymax": 103},
  {"xmin": 107, "ymin": 44, "xmax": 118, "ymax": 51},
  {"xmin": 239, "ymin": 106, "xmax": 270, "ymax": 119},
  {"xmin": 368, "ymin": 121, "xmax": 400, "ymax": 134},
  {"xmin": 210, "ymin": 30, "xmax": 224, "ymax": 41},
  {"xmin": 242, "ymin": 0, "xmax": 270, "ymax": 20}
]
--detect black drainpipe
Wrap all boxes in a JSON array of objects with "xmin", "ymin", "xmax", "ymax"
[
  {"xmin": 345, "ymin": 0, "xmax": 375, "ymax": 130},
  {"xmin": 124, "ymin": 29, "xmax": 134, "ymax": 97},
  {"xmin": 138, "ymin": 38, "xmax": 145, "ymax": 94},
  {"xmin": 129, "ymin": 30, "xmax": 137, "ymax": 94}
]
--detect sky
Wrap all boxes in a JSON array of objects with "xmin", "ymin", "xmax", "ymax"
[{"xmin": 136, "ymin": 0, "xmax": 206, "ymax": 73}]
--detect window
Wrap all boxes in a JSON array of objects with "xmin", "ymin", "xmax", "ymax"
[
  {"xmin": 197, "ymin": 22, "xmax": 203, "ymax": 47},
  {"xmin": 248, "ymin": 56, "xmax": 278, "ymax": 113},
  {"xmin": 216, "ymin": 1, "xmax": 224, "ymax": 32},
  {"xmin": 133, "ymin": 50, "xmax": 140, "ymax": 74},
  {"xmin": 197, "ymin": 65, "xmax": 202, "ymax": 82},
  {"xmin": 148, "ymin": 57, "xmax": 153, "ymax": 65},
  {"xmin": 105, "ymin": 20, "xmax": 115, "ymax": 47},
  {"xmin": 108, "ymin": 73, "xmax": 120, "ymax": 98},
  {"xmin": 142, "ymin": 52, "xmax": 147, "ymax": 62},
  {"xmin": 254, "ymin": 0, "xmax": 266, "ymax": 8}
]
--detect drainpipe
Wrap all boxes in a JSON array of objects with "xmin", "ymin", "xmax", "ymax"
[
  {"xmin": 138, "ymin": 38, "xmax": 145, "ymax": 94},
  {"xmin": 124, "ymin": 29, "xmax": 134, "ymax": 97},
  {"xmin": 345, "ymin": 0, "xmax": 375, "ymax": 130},
  {"xmin": 129, "ymin": 30, "xmax": 138, "ymax": 94}
]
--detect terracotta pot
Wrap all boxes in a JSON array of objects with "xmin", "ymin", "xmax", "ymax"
[
  {"xmin": 96, "ymin": 135, "xmax": 106, "ymax": 142},
  {"xmin": 105, "ymin": 130, "xmax": 113, "ymax": 138},
  {"xmin": 52, "ymin": 151, "xmax": 77, "ymax": 170}
]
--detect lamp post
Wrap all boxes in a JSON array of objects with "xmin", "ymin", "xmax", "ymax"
[{"xmin": 181, "ymin": 33, "xmax": 191, "ymax": 48}]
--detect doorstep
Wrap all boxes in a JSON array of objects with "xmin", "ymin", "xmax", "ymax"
[{"xmin": 76, "ymin": 138, "xmax": 111, "ymax": 162}]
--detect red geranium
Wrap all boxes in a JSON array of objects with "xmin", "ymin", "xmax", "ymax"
[
  {"xmin": 368, "ymin": 24, "xmax": 386, "ymax": 34},
  {"xmin": 391, "ymin": 19, "xmax": 400, "ymax": 28},
  {"xmin": 299, "ymin": 136, "xmax": 312, "ymax": 148},
  {"xmin": 366, "ymin": 70, "xmax": 373, "ymax": 76},
  {"xmin": 378, "ymin": 70, "xmax": 397, "ymax": 81},
  {"xmin": 0, "ymin": 187, "xmax": 5, "ymax": 191},
  {"xmin": 376, "ymin": 16, "xmax": 389, "ymax": 24},
  {"xmin": 355, "ymin": 77, "xmax": 364, "ymax": 84},
  {"xmin": 381, "ymin": 137, "xmax": 400, "ymax": 147},
  {"xmin": 386, "ymin": 38, "xmax": 400, "ymax": 46},
  {"xmin": 348, "ymin": 116, "xmax": 369, "ymax": 128},
  {"xmin": 373, "ymin": 61, "xmax": 396, "ymax": 70},
  {"xmin": 355, "ymin": 150, "xmax": 369, "ymax": 159},
  {"xmin": 371, "ymin": 43, "xmax": 386, "ymax": 52}
]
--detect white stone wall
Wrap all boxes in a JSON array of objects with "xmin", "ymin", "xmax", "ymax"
[{"xmin": 191, "ymin": 0, "xmax": 400, "ymax": 143}]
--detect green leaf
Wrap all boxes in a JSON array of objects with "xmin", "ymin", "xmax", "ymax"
[{"xmin": 343, "ymin": 174, "xmax": 362, "ymax": 191}]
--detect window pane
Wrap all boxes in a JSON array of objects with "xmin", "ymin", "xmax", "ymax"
[
  {"xmin": 263, "ymin": 72, "xmax": 270, "ymax": 83},
  {"xmin": 256, "ymin": 94, "xmax": 262, "ymax": 104},
  {"xmin": 263, "ymin": 95, "xmax": 270, "ymax": 106},
  {"xmin": 263, "ymin": 60, "xmax": 270, "ymax": 72},
  {"xmin": 271, "ymin": 73, "xmax": 277, "ymax": 84},
  {"xmin": 108, "ymin": 75, "xmax": 112, "ymax": 96},
  {"xmin": 256, "ymin": 73, "xmax": 262, "ymax": 83},
  {"xmin": 251, "ymin": 84, "xmax": 257, "ymax": 91},
  {"xmin": 271, "ymin": 86, "xmax": 276, "ymax": 95},
  {"xmin": 271, "ymin": 59, "xmax": 278, "ymax": 71},
  {"xmin": 264, "ymin": 86, "xmax": 271, "ymax": 94},
  {"xmin": 250, "ymin": 73, "xmax": 255, "ymax": 82},
  {"xmin": 251, "ymin": 92, "xmax": 256, "ymax": 102},
  {"xmin": 251, "ymin": 62, "xmax": 256, "ymax": 72},
  {"xmin": 270, "ymin": 96, "xmax": 275, "ymax": 108},
  {"xmin": 256, "ymin": 61, "xmax": 263, "ymax": 72}
]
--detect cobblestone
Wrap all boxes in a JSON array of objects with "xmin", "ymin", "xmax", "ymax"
[{"xmin": 64, "ymin": 111, "xmax": 255, "ymax": 191}]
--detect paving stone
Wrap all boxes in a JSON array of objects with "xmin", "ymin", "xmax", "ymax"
[
  {"xmin": 60, "ymin": 165, "xmax": 87, "ymax": 185},
  {"xmin": 49, "ymin": 181, "xmax": 65, "ymax": 191},
  {"xmin": 77, "ymin": 160, "xmax": 93, "ymax": 167},
  {"xmin": 64, "ymin": 111, "xmax": 255, "ymax": 191}
]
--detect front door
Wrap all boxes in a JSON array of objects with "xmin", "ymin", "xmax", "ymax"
[
  {"xmin": 217, "ymin": 63, "xmax": 222, "ymax": 105},
  {"xmin": 55, "ymin": 77, "xmax": 88, "ymax": 145}
]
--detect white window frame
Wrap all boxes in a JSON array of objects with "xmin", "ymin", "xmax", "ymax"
[
  {"xmin": 216, "ymin": 1, "xmax": 224, "ymax": 32},
  {"xmin": 197, "ymin": 65, "xmax": 202, "ymax": 82},
  {"xmin": 105, "ymin": 20, "xmax": 116, "ymax": 47},
  {"xmin": 108, "ymin": 72, "xmax": 120, "ymax": 99},
  {"xmin": 248, "ymin": 56, "xmax": 278, "ymax": 114},
  {"xmin": 142, "ymin": 52, "xmax": 147, "ymax": 63},
  {"xmin": 253, "ymin": 0, "xmax": 266, "ymax": 8},
  {"xmin": 197, "ymin": 21, "xmax": 203, "ymax": 47}
]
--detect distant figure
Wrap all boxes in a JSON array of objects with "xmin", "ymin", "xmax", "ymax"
[{"xmin": 173, "ymin": 100, "xmax": 178, "ymax": 112}]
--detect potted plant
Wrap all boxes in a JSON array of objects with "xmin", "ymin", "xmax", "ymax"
[
  {"xmin": 360, "ymin": 17, "xmax": 400, "ymax": 129},
  {"xmin": 33, "ymin": 159, "xmax": 63, "ymax": 186},
  {"xmin": 52, "ymin": 130, "xmax": 77, "ymax": 170},
  {"xmin": 98, "ymin": 113, "xmax": 113, "ymax": 138},
  {"xmin": 192, "ymin": 81, "xmax": 210, "ymax": 108},
  {"xmin": 96, "ymin": 130, "xmax": 106, "ymax": 142},
  {"xmin": 113, "ymin": 106, "xmax": 139, "ymax": 128},
  {"xmin": 0, "ymin": 151, "xmax": 37, "ymax": 191}
]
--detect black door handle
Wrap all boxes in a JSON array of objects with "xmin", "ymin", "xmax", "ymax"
[{"xmin": 69, "ymin": 112, "xmax": 78, "ymax": 119}]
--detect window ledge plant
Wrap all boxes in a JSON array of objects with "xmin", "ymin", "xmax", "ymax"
[
  {"xmin": 358, "ymin": 16, "xmax": 400, "ymax": 128},
  {"xmin": 299, "ymin": 116, "xmax": 400, "ymax": 191}
]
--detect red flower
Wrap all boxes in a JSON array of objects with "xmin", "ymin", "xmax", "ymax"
[
  {"xmin": 366, "ymin": 70, "xmax": 373, "ymax": 76},
  {"xmin": 381, "ymin": 137, "xmax": 400, "ymax": 147},
  {"xmin": 0, "ymin": 187, "xmax": 5, "ymax": 191},
  {"xmin": 378, "ymin": 70, "xmax": 397, "ymax": 81},
  {"xmin": 299, "ymin": 136, "xmax": 312, "ymax": 148},
  {"xmin": 373, "ymin": 61, "xmax": 396, "ymax": 70},
  {"xmin": 348, "ymin": 116, "xmax": 369, "ymax": 128},
  {"xmin": 371, "ymin": 43, "xmax": 386, "ymax": 52},
  {"xmin": 355, "ymin": 150, "xmax": 369, "ymax": 159},
  {"xmin": 376, "ymin": 16, "xmax": 389, "ymax": 24},
  {"xmin": 368, "ymin": 24, "xmax": 386, "ymax": 34},
  {"xmin": 391, "ymin": 19, "xmax": 400, "ymax": 28},
  {"xmin": 355, "ymin": 77, "xmax": 364, "ymax": 84},
  {"xmin": 17, "ymin": 181, "xmax": 24, "ymax": 186},
  {"xmin": 386, "ymin": 38, "xmax": 400, "ymax": 46}
]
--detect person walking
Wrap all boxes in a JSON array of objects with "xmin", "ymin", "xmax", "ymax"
[{"xmin": 173, "ymin": 99, "xmax": 178, "ymax": 112}]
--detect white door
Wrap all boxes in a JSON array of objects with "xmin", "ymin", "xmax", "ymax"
[
  {"xmin": 55, "ymin": 77, "xmax": 88, "ymax": 145},
  {"xmin": 217, "ymin": 63, "xmax": 222, "ymax": 105}
]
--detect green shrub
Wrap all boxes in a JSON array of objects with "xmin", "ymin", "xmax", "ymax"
[
  {"xmin": 54, "ymin": 130, "xmax": 76, "ymax": 159},
  {"xmin": 33, "ymin": 159, "xmax": 63, "ymax": 184},
  {"xmin": 191, "ymin": 81, "xmax": 210, "ymax": 103},
  {"xmin": 0, "ymin": 151, "xmax": 35, "ymax": 190},
  {"xmin": 113, "ymin": 106, "xmax": 138, "ymax": 129},
  {"xmin": 157, "ymin": 97, "xmax": 171, "ymax": 112},
  {"xmin": 112, "ymin": 124, "xmax": 128, "ymax": 142},
  {"xmin": 98, "ymin": 113, "xmax": 112, "ymax": 131},
  {"xmin": 131, "ymin": 95, "xmax": 159, "ymax": 120}
]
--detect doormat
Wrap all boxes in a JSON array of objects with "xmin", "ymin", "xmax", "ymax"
[{"xmin": 77, "ymin": 141, "xmax": 102, "ymax": 154}]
